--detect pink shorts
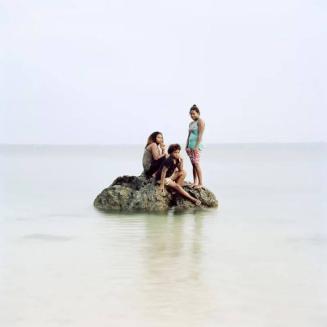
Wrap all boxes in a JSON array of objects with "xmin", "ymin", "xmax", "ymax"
[{"xmin": 186, "ymin": 148, "xmax": 201, "ymax": 164}]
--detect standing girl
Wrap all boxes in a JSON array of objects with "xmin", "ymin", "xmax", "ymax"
[{"xmin": 186, "ymin": 104, "xmax": 205, "ymax": 189}]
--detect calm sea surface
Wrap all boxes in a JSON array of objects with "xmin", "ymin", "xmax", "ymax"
[{"xmin": 0, "ymin": 144, "xmax": 326, "ymax": 326}]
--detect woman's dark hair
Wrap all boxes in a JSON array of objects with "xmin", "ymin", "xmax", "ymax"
[
  {"xmin": 190, "ymin": 104, "xmax": 200, "ymax": 114},
  {"xmin": 168, "ymin": 143, "xmax": 181, "ymax": 154},
  {"xmin": 145, "ymin": 131, "xmax": 162, "ymax": 148}
]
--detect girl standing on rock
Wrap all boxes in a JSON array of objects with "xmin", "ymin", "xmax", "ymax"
[
  {"xmin": 186, "ymin": 104, "xmax": 206, "ymax": 189},
  {"xmin": 142, "ymin": 131, "xmax": 168, "ymax": 178}
]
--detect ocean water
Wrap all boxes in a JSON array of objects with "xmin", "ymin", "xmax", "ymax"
[{"xmin": 0, "ymin": 143, "xmax": 326, "ymax": 327}]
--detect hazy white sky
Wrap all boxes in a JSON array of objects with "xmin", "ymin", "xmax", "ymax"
[{"xmin": 1, "ymin": 0, "xmax": 326, "ymax": 145}]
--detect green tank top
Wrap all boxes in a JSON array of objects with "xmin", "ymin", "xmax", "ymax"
[{"xmin": 188, "ymin": 120, "xmax": 203, "ymax": 150}]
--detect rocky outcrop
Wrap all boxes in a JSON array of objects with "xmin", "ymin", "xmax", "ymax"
[{"xmin": 93, "ymin": 175, "xmax": 218, "ymax": 212}]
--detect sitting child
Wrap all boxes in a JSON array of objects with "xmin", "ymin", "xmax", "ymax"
[{"xmin": 155, "ymin": 144, "xmax": 201, "ymax": 206}]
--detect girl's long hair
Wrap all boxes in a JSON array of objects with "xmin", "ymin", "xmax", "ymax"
[{"xmin": 145, "ymin": 131, "xmax": 162, "ymax": 148}]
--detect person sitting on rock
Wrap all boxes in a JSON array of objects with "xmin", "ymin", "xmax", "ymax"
[
  {"xmin": 142, "ymin": 131, "xmax": 168, "ymax": 178},
  {"xmin": 155, "ymin": 144, "xmax": 202, "ymax": 206}
]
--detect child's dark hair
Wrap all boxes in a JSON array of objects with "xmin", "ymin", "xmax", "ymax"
[
  {"xmin": 168, "ymin": 144, "xmax": 181, "ymax": 154},
  {"xmin": 190, "ymin": 104, "xmax": 200, "ymax": 114}
]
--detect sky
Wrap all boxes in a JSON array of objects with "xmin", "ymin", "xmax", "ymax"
[{"xmin": 1, "ymin": 0, "xmax": 326, "ymax": 145}]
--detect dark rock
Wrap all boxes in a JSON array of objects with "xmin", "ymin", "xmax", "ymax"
[{"xmin": 94, "ymin": 175, "xmax": 218, "ymax": 212}]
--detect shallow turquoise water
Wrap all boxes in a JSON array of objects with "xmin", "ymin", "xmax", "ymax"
[{"xmin": 0, "ymin": 144, "xmax": 326, "ymax": 326}]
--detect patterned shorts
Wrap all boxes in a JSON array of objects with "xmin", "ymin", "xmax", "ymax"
[{"xmin": 186, "ymin": 148, "xmax": 201, "ymax": 164}]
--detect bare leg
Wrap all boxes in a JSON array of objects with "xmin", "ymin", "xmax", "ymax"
[
  {"xmin": 192, "ymin": 164, "xmax": 198, "ymax": 186},
  {"xmin": 175, "ymin": 170, "xmax": 186, "ymax": 186},
  {"xmin": 193, "ymin": 163, "xmax": 203, "ymax": 188},
  {"xmin": 167, "ymin": 181, "xmax": 201, "ymax": 205}
]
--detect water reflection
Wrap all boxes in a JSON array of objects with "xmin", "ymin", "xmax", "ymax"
[
  {"xmin": 137, "ymin": 211, "xmax": 217, "ymax": 321},
  {"xmin": 97, "ymin": 209, "xmax": 218, "ymax": 322}
]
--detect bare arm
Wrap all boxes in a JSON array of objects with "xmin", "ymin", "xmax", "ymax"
[
  {"xmin": 177, "ymin": 157, "xmax": 183, "ymax": 171},
  {"xmin": 159, "ymin": 166, "xmax": 168, "ymax": 191},
  {"xmin": 186, "ymin": 133, "xmax": 191, "ymax": 149},
  {"xmin": 159, "ymin": 143, "xmax": 168, "ymax": 157},
  {"xmin": 186, "ymin": 123, "xmax": 191, "ymax": 148},
  {"xmin": 149, "ymin": 143, "xmax": 165, "ymax": 160},
  {"xmin": 195, "ymin": 119, "xmax": 205, "ymax": 148}
]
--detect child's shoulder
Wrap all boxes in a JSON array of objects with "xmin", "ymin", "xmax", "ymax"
[{"xmin": 198, "ymin": 117, "xmax": 205, "ymax": 125}]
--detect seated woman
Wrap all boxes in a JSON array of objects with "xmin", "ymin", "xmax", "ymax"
[{"xmin": 142, "ymin": 131, "xmax": 168, "ymax": 178}]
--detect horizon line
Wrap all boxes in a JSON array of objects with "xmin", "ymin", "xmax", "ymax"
[{"xmin": 0, "ymin": 141, "xmax": 326, "ymax": 146}]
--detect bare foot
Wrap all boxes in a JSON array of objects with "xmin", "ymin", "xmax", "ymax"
[
  {"xmin": 184, "ymin": 182, "xmax": 193, "ymax": 187},
  {"xmin": 194, "ymin": 184, "xmax": 203, "ymax": 189},
  {"xmin": 194, "ymin": 199, "xmax": 201, "ymax": 206}
]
